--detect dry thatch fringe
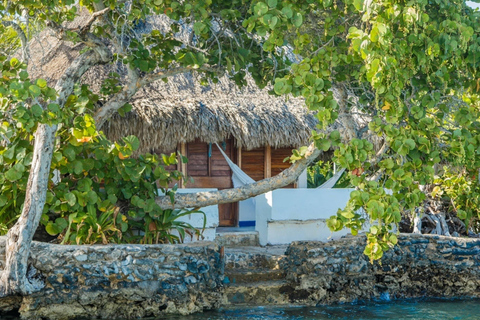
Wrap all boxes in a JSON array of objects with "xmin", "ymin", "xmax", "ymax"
[{"xmin": 104, "ymin": 73, "xmax": 317, "ymax": 153}]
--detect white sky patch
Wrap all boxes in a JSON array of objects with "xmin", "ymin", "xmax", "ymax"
[{"xmin": 466, "ymin": 1, "xmax": 480, "ymax": 9}]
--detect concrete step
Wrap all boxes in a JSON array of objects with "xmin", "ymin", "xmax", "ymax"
[
  {"xmin": 224, "ymin": 246, "xmax": 288, "ymax": 270},
  {"xmin": 224, "ymin": 280, "xmax": 291, "ymax": 305},
  {"xmin": 215, "ymin": 230, "xmax": 259, "ymax": 247},
  {"xmin": 224, "ymin": 269, "xmax": 285, "ymax": 284}
]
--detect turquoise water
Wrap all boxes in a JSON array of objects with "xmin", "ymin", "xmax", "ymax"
[
  {"xmin": 165, "ymin": 299, "xmax": 480, "ymax": 319},
  {"xmin": 2, "ymin": 298, "xmax": 479, "ymax": 319}
]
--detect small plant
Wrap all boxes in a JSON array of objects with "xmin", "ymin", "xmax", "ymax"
[{"xmin": 307, "ymin": 160, "xmax": 352, "ymax": 188}]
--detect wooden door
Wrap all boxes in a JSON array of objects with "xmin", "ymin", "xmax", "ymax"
[{"xmin": 186, "ymin": 139, "xmax": 237, "ymax": 227}]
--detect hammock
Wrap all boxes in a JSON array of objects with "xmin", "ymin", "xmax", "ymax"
[
  {"xmin": 316, "ymin": 167, "xmax": 346, "ymax": 189},
  {"xmin": 215, "ymin": 143, "xmax": 255, "ymax": 187}
]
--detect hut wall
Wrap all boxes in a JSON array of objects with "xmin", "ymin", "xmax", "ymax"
[
  {"xmin": 238, "ymin": 145, "xmax": 296, "ymax": 226},
  {"xmin": 240, "ymin": 146, "xmax": 294, "ymax": 185},
  {"xmin": 184, "ymin": 139, "xmax": 237, "ymax": 227}
]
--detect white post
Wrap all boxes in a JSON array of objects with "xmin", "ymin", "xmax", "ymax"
[{"xmin": 297, "ymin": 169, "xmax": 308, "ymax": 188}]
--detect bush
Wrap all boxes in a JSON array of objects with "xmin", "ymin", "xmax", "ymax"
[{"xmin": 0, "ymin": 63, "xmax": 204, "ymax": 244}]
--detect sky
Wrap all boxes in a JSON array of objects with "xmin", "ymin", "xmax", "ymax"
[{"xmin": 466, "ymin": 1, "xmax": 480, "ymax": 9}]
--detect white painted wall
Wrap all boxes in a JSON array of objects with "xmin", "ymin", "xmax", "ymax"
[
  {"xmin": 270, "ymin": 188, "xmax": 354, "ymax": 221},
  {"xmin": 238, "ymin": 198, "xmax": 256, "ymax": 223},
  {"xmin": 255, "ymin": 188, "xmax": 367, "ymax": 245},
  {"xmin": 238, "ymin": 170, "xmax": 308, "ymax": 225}
]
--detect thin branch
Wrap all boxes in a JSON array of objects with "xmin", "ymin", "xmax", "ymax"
[
  {"xmin": 94, "ymin": 64, "xmax": 225, "ymax": 129},
  {"xmin": 141, "ymin": 64, "xmax": 224, "ymax": 85},
  {"xmin": 312, "ymin": 36, "xmax": 335, "ymax": 56},
  {"xmin": 79, "ymin": 7, "xmax": 111, "ymax": 34},
  {"xmin": 2, "ymin": 21, "xmax": 29, "ymax": 62}
]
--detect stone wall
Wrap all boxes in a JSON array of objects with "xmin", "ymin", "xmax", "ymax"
[
  {"xmin": 281, "ymin": 233, "xmax": 480, "ymax": 305},
  {"xmin": 2, "ymin": 233, "xmax": 480, "ymax": 319},
  {"xmin": 0, "ymin": 237, "xmax": 224, "ymax": 320}
]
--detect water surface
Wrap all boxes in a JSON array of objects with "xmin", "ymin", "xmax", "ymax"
[{"xmin": 3, "ymin": 298, "xmax": 479, "ymax": 319}]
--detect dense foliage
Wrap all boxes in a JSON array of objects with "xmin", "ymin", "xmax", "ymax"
[
  {"xmin": 0, "ymin": 0, "xmax": 479, "ymax": 263},
  {"xmin": 0, "ymin": 60, "xmax": 203, "ymax": 244}
]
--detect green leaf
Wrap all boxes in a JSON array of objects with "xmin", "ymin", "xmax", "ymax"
[
  {"xmin": 63, "ymin": 147, "xmax": 76, "ymax": 161},
  {"xmin": 73, "ymin": 160, "xmax": 83, "ymax": 175},
  {"xmin": 10, "ymin": 58, "xmax": 19, "ymax": 67},
  {"xmin": 353, "ymin": 0, "xmax": 363, "ymax": 10},
  {"xmin": 29, "ymin": 85, "xmax": 41, "ymax": 97},
  {"xmin": 86, "ymin": 190, "xmax": 98, "ymax": 204},
  {"xmin": 123, "ymin": 135, "xmax": 140, "ymax": 151},
  {"xmin": 0, "ymin": 195, "xmax": 8, "ymax": 207},
  {"xmin": 370, "ymin": 26, "xmax": 379, "ymax": 42},
  {"xmin": 36, "ymin": 78, "xmax": 47, "ymax": 88},
  {"xmin": 389, "ymin": 234, "xmax": 398, "ymax": 245},
  {"xmin": 457, "ymin": 209, "xmax": 467, "ymax": 220},
  {"xmin": 267, "ymin": 0, "xmax": 277, "ymax": 7},
  {"xmin": 281, "ymin": 7, "xmax": 293, "ymax": 18},
  {"xmin": 108, "ymin": 194, "xmax": 118, "ymax": 204},
  {"xmin": 46, "ymin": 222, "xmax": 63, "ymax": 236},
  {"xmin": 65, "ymin": 192, "xmax": 76, "ymax": 206},
  {"xmin": 315, "ymin": 139, "xmax": 331, "ymax": 151},
  {"xmin": 340, "ymin": 210, "xmax": 355, "ymax": 219},
  {"xmin": 137, "ymin": 59, "xmax": 149, "ymax": 72},
  {"xmin": 31, "ymin": 104, "xmax": 43, "ymax": 118},
  {"xmin": 292, "ymin": 12, "xmax": 303, "ymax": 28},
  {"xmin": 193, "ymin": 21, "xmax": 207, "ymax": 35},
  {"xmin": 5, "ymin": 163, "xmax": 25, "ymax": 182},
  {"xmin": 55, "ymin": 217, "xmax": 68, "ymax": 231},
  {"xmin": 254, "ymin": 2, "xmax": 268, "ymax": 16}
]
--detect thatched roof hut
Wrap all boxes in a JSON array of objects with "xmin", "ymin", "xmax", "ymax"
[
  {"xmin": 23, "ymin": 8, "xmax": 317, "ymax": 155},
  {"xmin": 104, "ymin": 75, "xmax": 316, "ymax": 154}
]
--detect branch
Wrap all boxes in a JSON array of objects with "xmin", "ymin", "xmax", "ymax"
[
  {"xmin": 141, "ymin": 64, "xmax": 224, "ymax": 85},
  {"xmin": 2, "ymin": 21, "xmax": 28, "ymax": 62},
  {"xmin": 79, "ymin": 7, "xmax": 111, "ymax": 35},
  {"xmin": 155, "ymin": 143, "xmax": 321, "ymax": 209},
  {"xmin": 94, "ymin": 64, "xmax": 225, "ymax": 129}
]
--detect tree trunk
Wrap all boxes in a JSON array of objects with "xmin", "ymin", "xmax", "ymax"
[
  {"xmin": 156, "ymin": 143, "xmax": 322, "ymax": 209},
  {"xmin": 0, "ymin": 124, "xmax": 56, "ymax": 296},
  {"xmin": 0, "ymin": 47, "xmax": 111, "ymax": 297},
  {"xmin": 412, "ymin": 208, "xmax": 422, "ymax": 234}
]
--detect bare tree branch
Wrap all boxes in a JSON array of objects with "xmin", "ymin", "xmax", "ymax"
[
  {"xmin": 155, "ymin": 142, "xmax": 321, "ymax": 209},
  {"xmin": 94, "ymin": 64, "xmax": 224, "ymax": 129}
]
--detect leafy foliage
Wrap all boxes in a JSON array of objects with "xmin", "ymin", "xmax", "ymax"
[
  {"xmin": 0, "ymin": 64, "xmax": 203, "ymax": 244},
  {"xmin": 307, "ymin": 160, "xmax": 351, "ymax": 188},
  {"xmin": 0, "ymin": 0, "xmax": 479, "ymax": 262},
  {"xmin": 432, "ymin": 167, "xmax": 480, "ymax": 232}
]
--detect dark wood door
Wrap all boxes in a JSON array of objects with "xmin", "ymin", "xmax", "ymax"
[{"xmin": 186, "ymin": 139, "xmax": 237, "ymax": 227}]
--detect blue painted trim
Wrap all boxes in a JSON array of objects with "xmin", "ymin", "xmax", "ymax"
[{"xmin": 239, "ymin": 220, "xmax": 256, "ymax": 227}]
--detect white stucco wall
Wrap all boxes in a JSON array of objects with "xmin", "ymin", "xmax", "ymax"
[
  {"xmin": 255, "ymin": 188, "xmax": 367, "ymax": 245},
  {"xmin": 238, "ymin": 198, "xmax": 256, "ymax": 224}
]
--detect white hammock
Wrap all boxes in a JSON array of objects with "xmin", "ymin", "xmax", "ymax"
[
  {"xmin": 316, "ymin": 167, "xmax": 346, "ymax": 189},
  {"xmin": 215, "ymin": 143, "xmax": 255, "ymax": 187}
]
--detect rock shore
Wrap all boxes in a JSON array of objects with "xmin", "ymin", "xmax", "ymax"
[{"xmin": 1, "ymin": 234, "xmax": 480, "ymax": 319}]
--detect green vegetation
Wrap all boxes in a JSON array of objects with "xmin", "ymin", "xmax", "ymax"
[
  {"xmin": 0, "ymin": 61, "xmax": 203, "ymax": 244},
  {"xmin": 0, "ymin": 0, "xmax": 478, "ymax": 267},
  {"xmin": 307, "ymin": 161, "xmax": 352, "ymax": 188}
]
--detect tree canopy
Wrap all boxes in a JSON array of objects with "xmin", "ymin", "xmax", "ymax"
[{"xmin": 0, "ymin": 0, "xmax": 480, "ymax": 295}]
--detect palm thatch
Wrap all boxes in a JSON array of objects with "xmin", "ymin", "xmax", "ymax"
[
  {"xmin": 21, "ymin": 8, "xmax": 317, "ymax": 154},
  {"xmin": 104, "ymin": 74, "xmax": 316, "ymax": 153}
]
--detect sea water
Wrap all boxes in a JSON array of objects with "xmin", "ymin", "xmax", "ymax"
[{"xmin": 2, "ymin": 298, "xmax": 479, "ymax": 319}]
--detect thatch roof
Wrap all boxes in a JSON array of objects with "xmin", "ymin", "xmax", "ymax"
[
  {"xmin": 22, "ymin": 8, "xmax": 317, "ymax": 153},
  {"xmin": 103, "ymin": 74, "xmax": 316, "ymax": 153}
]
